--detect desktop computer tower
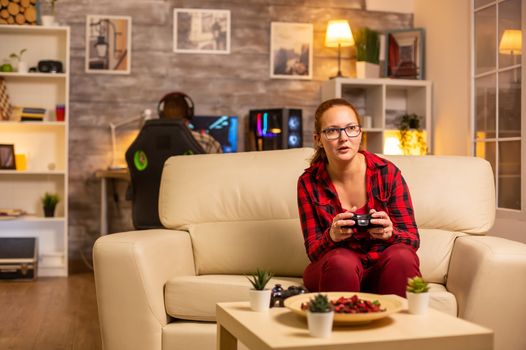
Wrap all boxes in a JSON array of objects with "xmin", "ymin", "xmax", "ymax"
[{"xmin": 248, "ymin": 108, "xmax": 303, "ymax": 151}]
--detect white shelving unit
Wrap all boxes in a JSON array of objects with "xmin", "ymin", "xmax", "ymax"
[
  {"xmin": 0, "ymin": 25, "xmax": 70, "ymax": 277},
  {"xmin": 321, "ymin": 78, "xmax": 432, "ymax": 154}
]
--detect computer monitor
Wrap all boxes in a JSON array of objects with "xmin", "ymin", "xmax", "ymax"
[{"xmin": 188, "ymin": 115, "xmax": 238, "ymax": 153}]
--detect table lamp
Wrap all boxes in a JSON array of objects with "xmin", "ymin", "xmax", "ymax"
[
  {"xmin": 325, "ymin": 20, "xmax": 354, "ymax": 78},
  {"xmin": 499, "ymin": 29, "xmax": 522, "ymax": 82},
  {"xmin": 109, "ymin": 109, "xmax": 152, "ymax": 170}
]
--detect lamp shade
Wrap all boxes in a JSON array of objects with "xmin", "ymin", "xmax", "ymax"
[
  {"xmin": 325, "ymin": 20, "xmax": 354, "ymax": 48},
  {"xmin": 499, "ymin": 29, "xmax": 522, "ymax": 55}
]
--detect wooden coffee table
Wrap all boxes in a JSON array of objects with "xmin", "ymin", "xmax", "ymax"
[{"xmin": 216, "ymin": 298, "xmax": 493, "ymax": 350}]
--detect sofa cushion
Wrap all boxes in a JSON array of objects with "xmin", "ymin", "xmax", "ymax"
[
  {"xmin": 382, "ymin": 154, "xmax": 495, "ymax": 234},
  {"xmin": 418, "ymin": 229, "xmax": 465, "ymax": 284},
  {"xmin": 165, "ymin": 275, "xmax": 303, "ymax": 321},
  {"xmin": 165, "ymin": 275, "xmax": 457, "ymax": 321},
  {"xmin": 159, "ymin": 148, "xmax": 313, "ymax": 227},
  {"xmin": 187, "ymin": 219, "xmax": 309, "ymax": 276}
]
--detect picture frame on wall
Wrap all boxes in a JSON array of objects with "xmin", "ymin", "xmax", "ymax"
[
  {"xmin": 270, "ymin": 22, "xmax": 313, "ymax": 80},
  {"xmin": 0, "ymin": 144, "xmax": 15, "ymax": 170},
  {"xmin": 85, "ymin": 15, "xmax": 132, "ymax": 74},
  {"xmin": 385, "ymin": 28, "xmax": 425, "ymax": 80},
  {"xmin": 173, "ymin": 9, "xmax": 231, "ymax": 54}
]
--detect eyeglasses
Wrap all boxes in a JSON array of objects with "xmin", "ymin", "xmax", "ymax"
[{"xmin": 321, "ymin": 125, "xmax": 362, "ymax": 140}]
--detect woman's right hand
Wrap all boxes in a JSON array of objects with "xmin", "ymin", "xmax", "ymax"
[{"xmin": 329, "ymin": 207, "xmax": 356, "ymax": 242}]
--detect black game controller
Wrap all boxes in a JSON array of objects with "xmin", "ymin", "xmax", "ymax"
[
  {"xmin": 341, "ymin": 214, "xmax": 382, "ymax": 229},
  {"xmin": 270, "ymin": 284, "xmax": 308, "ymax": 308}
]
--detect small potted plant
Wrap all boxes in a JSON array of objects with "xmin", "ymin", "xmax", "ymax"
[
  {"xmin": 41, "ymin": 192, "xmax": 60, "ymax": 218},
  {"xmin": 246, "ymin": 269, "xmax": 273, "ymax": 312},
  {"xmin": 406, "ymin": 276, "xmax": 430, "ymax": 315},
  {"xmin": 10, "ymin": 49, "xmax": 28, "ymax": 74},
  {"xmin": 306, "ymin": 293, "xmax": 334, "ymax": 338},
  {"xmin": 41, "ymin": 0, "xmax": 58, "ymax": 27},
  {"xmin": 354, "ymin": 27, "xmax": 380, "ymax": 78},
  {"xmin": 398, "ymin": 113, "xmax": 428, "ymax": 155}
]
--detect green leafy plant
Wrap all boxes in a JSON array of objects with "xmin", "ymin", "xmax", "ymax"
[
  {"xmin": 354, "ymin": 27, "xmax": 380, "ymax": 64},
  {"xmin": 41, "ymin": 192, "xmax": 60, "ymax": 209},
  {"xmin": 246, "ymin": 269, "xmax": 273, "ymax": 290},
  {"xmin": 308, "ymin": 293, "xmax": 333, "ymax": 313},
  {"xmin": 9, "ymin": 49, "xmax": 27, "ymax": 63},
  {"xmin": 406, "ymin": 276, "xmax": 429, "ymax": 293},
  {"xmin": 398, "ymin": 113, "xmax": 427, "ymax": 155},
  {"xmin": 47, "ymin": 0, "xmax": 58, "ymax": 15}
]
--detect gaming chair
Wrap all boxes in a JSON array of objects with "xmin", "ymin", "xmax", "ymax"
[{"xmin": 125, "ymin": 118, "xmax": 205, "ymax": 229}]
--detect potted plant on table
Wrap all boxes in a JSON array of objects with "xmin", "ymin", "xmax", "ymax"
[
  {"xmin": 354, "ymin": 27, "xmax": 380, "ymax": 78},
  {"xmin": 406, "ymin": 276, "xmax": 430, "ymax": 315},
  {"xmin": 306, "ymin": 293, "xmax": 334, "ymax": 338},
  {"xmin": 398, "ymin": 113, "xmax": 428, "ymax": 155},
  {"xmin": 41, "ymin": 192, "xmax": 60, "ymax": 218},
  {"xmin": 246, "ymin": 269, "xmax": 273, "ymax": 312},
  {"xmin": 10, "ymin": 49, "xmax": 28, "ymax": 74}
]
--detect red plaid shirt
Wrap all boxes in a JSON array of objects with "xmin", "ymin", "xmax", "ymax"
[{"xmin": 297, "ymin": 150, "xmax": 419, "ymax": 268}]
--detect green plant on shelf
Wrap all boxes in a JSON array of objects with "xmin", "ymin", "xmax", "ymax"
[
  {"xmin": 354, "ymin": 27, "xmax": 380, "ymax": 64},
  {"xmin": 9, "ymin": 49, "xmax": 27, "ymax": 63},
  {"xmin": 47, "ymin": 0, "xmax": 58, "ymax": 16},
  {"xmin": 41, "ymin": 192, "xmax": 60, "ymax": 211}
]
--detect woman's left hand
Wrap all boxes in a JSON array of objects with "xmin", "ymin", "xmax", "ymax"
[{"xmin": 368, "ymin": 209, "xmax": 393, "ymax": 240}]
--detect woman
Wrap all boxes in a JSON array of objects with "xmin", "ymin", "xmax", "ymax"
[{"xmin": 297, "ymin": 98, "xmax": 421, "ymax": 297}]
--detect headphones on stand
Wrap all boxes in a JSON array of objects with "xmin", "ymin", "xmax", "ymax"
[{"xmin": 157, "ymin": 92, "xmax": 195, "ymax": 121}]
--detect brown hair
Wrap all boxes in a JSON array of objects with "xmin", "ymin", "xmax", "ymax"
[{"xmin": 311, "ymin": 98, "xmax": 362, "ymax": 165}]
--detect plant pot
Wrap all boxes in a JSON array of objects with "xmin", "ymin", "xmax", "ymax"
[
  {"xmin": 41, "ymin": 15, "xmax": 56, "ymax": 27},
  {"xmin": 17, "ymin": 61, "xmax": 28, "ymax": 74},
  {"xmin": 43, "ymin": 206, "xmax": 56, "ymax": 218},
  {"xmin": 406, "ymin": 292, "xmax": 430, "ymax": 315},
  {"xmin": 307, "ymin": 311, "xmax": 334, "ymax": 338},
  {"xmin": 356, "ymin": 61, "xmax": 380, "ymax": 79},
  {"xmin": 248, "ymin": 289, "xmax": 271, "ymax": 312}
]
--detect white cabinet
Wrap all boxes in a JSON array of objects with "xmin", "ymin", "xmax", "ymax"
[
  {"xmin": 321, "ymin": 78, "xmax": 432, "ymax": 155},
  {"xmin": 0, "ymin": 25, "xmax": 70, "ymax": 277}
]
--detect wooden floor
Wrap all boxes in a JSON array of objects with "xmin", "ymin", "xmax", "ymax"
[{"xmin": 0, "ymin": 273, "xmax": 101, "ymax": 350}]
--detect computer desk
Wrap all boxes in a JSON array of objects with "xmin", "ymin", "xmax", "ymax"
[{"xmin": 95, "ymin": 168, "xmax": 130, "ymax": 235}]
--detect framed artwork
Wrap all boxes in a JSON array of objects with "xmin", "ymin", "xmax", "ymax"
[
  {"xmin": 85, "ymin": 15, "xmax": 132, "ymax": 74},
  {"xmin": 270, "ymin": 22, "xmax": 313, "ymax": 80},
  {"xmin": 385, "ymin": 28, "xmax": 425, "ymax": 80},
  {"xmin": 173, "ymin": 9, "xmax": 231, "ymax": 54},
  {"xmin": 0, "ymin": 144, "xmax": 15, "ymax": 170}
]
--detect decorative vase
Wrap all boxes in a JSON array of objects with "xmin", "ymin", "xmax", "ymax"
[
  {"xmin": 43, "ymin": 206, "xmax": 56, "ymax": 218},
  {"xmin": 248, "ymin": 289, "xmax": 271, "ymax": 312},
  {"xmin": 307, "ymin": 311, "xmax": 334, "ymax": 338},
  {"xmin": 406, "ymin": 292, "xmax": 430, "ymax": 315},
  {"xmin": 41, "ymin": 15, "xmax": 55, "ymax": 27},
  {"xmin": 17, "ymin": 61, "xmax": 28, "ymax": 74},
  {"xmin": 356, "ymin": 61, "xmax": 380, "ymax": 79}
]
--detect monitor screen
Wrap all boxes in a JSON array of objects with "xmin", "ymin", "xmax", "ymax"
[{"xmin": 189, "ymin": 115, "xmax": 238, "ymax": 153}]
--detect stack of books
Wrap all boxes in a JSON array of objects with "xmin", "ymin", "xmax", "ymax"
[{"xmin": 20, "ymin": 107, "xmax": 46, "ymax": 122}]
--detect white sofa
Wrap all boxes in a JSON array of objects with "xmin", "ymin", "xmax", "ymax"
[{"xmin": 94, "ymin": 148, "xmax": 526, "ymax": 350}]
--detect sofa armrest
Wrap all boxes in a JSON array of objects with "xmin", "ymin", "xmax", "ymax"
[
  {"xmin": 93, "ymin": 229, "xmax": 195, "ymax": 350},
  {"xmin": 446, "ymin": 235, "xmax": 526, "ymax": 350}
]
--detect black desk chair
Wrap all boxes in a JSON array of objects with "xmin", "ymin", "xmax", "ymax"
[{"xmin": 125, "ymin": 119, "xmax": 205, "ymax": 229}]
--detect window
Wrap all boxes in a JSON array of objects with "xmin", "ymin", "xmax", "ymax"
[{"xmin": 472, "ymin": 0, "xmax": 523, "ymax": 211}]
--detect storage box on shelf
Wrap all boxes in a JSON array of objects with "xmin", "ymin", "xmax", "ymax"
[
  {"xmin": 321, "ymin": 78, "xmax": 432, "ymax": 154},
  {"xmin": 0, "ymin": 25, "xmax": 70, "ymax": 277}
]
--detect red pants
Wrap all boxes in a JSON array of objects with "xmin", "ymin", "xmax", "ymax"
[{"xmin": 303, "ymin": 244, "xmax": 421, "ymax": 297}]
